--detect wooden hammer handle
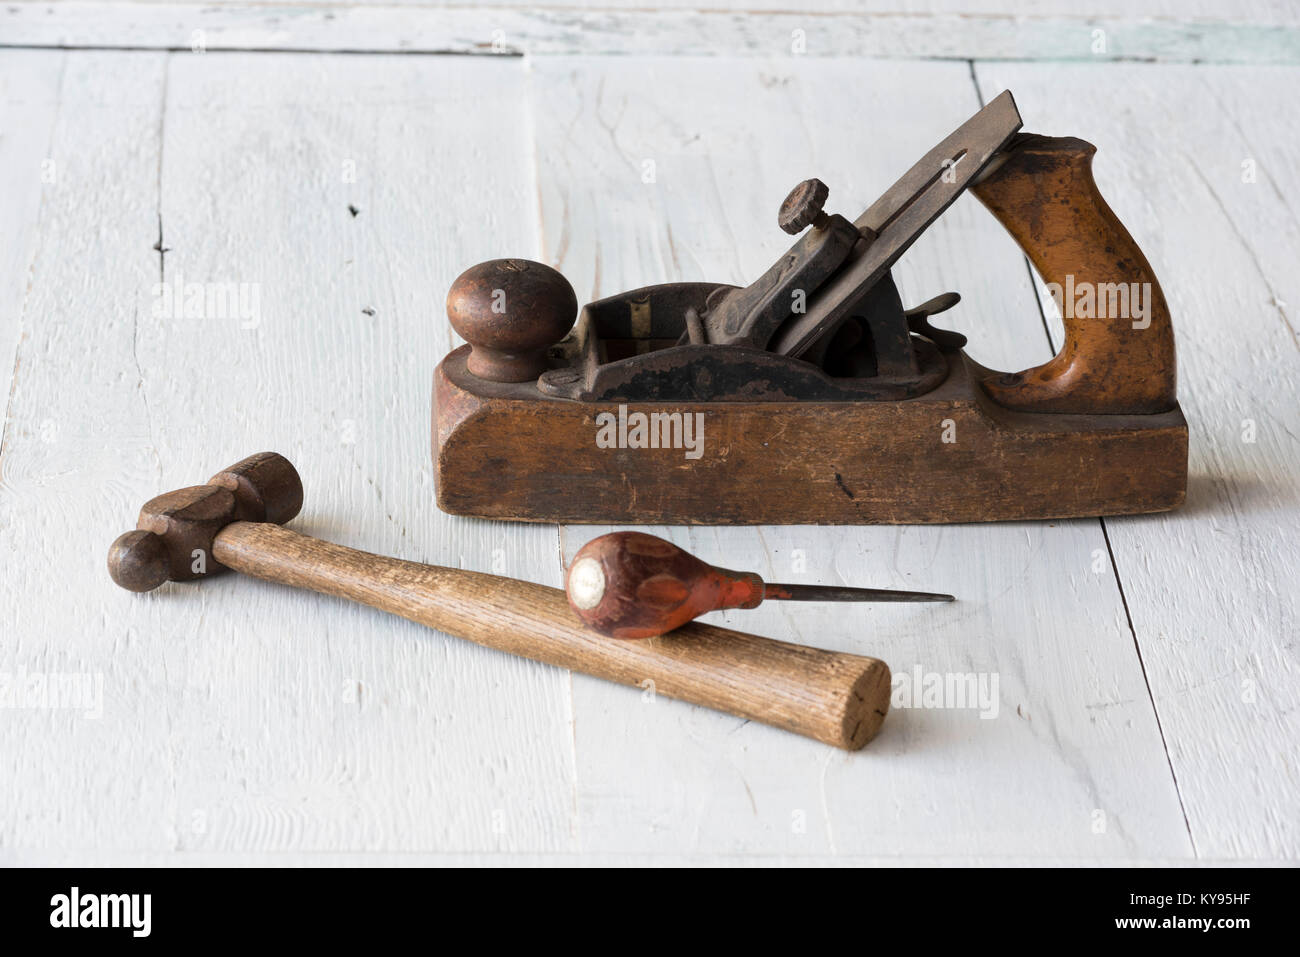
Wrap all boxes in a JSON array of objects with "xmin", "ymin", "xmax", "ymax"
[{"xmin": 212, "ymin": 522, "xmax": 891, "ymax": 749}]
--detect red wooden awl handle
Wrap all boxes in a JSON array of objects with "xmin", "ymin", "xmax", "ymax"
[{"xmin": 565, "ymin": 532, "xmax": 764, "ymax": 640}]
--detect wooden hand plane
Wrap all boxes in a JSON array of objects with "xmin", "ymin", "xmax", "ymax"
[{"xmin": 433, "ymin": 91, "xmax": 1187, "ymax": 525}]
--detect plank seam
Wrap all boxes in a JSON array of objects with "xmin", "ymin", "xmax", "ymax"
[
  {"xmin": 133, "ymin": 53, "xmax": 171, "ymax": 467},
  {"xmin": 971, "ymin": 59, "xmax": 1197, "ymax": 857},
  {"xmin": 0, "ymin": 43, "xmax": 524, "ymax": 57},
  {"xmin": 6, "ymin": 6, "xmax": 1300, "ymax": 64},
  {"xmin": 1098, "ymin": 516, "xmax": 1198, "ymax": 857},
  {"xmin": 0, "ymin": 44, "xmax": 1250, "ymax": 66}
]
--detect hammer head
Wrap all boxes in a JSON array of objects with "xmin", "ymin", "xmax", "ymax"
[{"xmin": 108, "ymin": 452, "xmax": 303, "ymax": 593}]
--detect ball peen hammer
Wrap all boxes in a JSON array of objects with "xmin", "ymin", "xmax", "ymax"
[{"xmin": 107, "ymin": 453, "xmax": 892, "ymax": 749}]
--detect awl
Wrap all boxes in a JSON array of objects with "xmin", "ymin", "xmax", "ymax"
[{"xmin": 566, "ymin": 531, "xmax": 954, "ymax": 639}]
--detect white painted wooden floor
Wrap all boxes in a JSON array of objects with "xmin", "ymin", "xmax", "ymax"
[{"xmin": 1, "ymin": 2, "xmax": 1297, "ymax": 865}]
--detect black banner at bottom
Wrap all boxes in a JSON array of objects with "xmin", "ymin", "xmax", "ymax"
[{"xmin": 0, "ymin": 864, "xmax": 1287, "ymax": 944}]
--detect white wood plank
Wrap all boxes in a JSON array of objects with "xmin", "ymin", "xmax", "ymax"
[
  {"xmin": 15, "ymin": 0, "xmax": 1293, "ymax": 14},
  {"xmin": 974, "ymin": 61, "xmax": 1300, "ymax": 859},
  {"xmin": 0, "ymin": 51, "xmax": 64, "ymax": 451},
  {"xmin": 531, "ymin": 56, "xmax": 1191, "ymax": 858},
  {"xmin": 4, "ymin": 3, "xmax": 1300, "ymax": 65},
  {"xmin": 0, "ymin": 49, "xmax": 176, "ymax": 849},
  {"xmin": 0, "ymin": 50, "xmax": 579, "ymax": 854}
]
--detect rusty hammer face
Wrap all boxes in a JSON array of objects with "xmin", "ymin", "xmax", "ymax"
[{"xmin": 107, "ymin": 452, "xmax": 303, "ymax": 592}]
